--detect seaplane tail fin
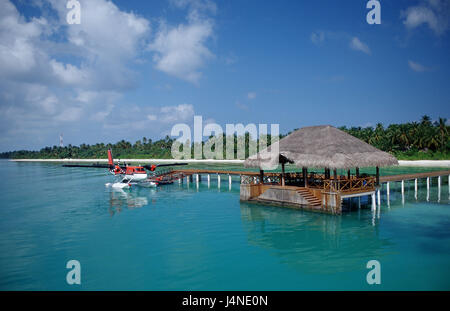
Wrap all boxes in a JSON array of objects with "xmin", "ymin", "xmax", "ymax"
[{"xmin": 107, "ymin": 149, "xmax": 114, "ymax": 168}]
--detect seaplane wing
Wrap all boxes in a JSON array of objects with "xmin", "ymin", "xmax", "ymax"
[
  {"xmin": 142, "ymin": 162, "xmax": 188, "ymax": 171},
  {"xmin": 62, "ymin": 163, "xmax": 112, "ymax": 168}
]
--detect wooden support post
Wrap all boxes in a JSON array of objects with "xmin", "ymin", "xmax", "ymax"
[
  {"xmin": 305, "ymin": 167, "xmax": 308, "ymax": 187},
  {"xmin": 260, "ymin": 169, "xmax": 264, "ymax": 185},
  {"xmin": 347, "ymin": 169, "xmax": 351, "ymax": 179},
  {"xmin": 356, "ymin": 167, "xmax": 360, "ymax": 178},
  {"xmin": 401, "ymin": 180, "xmax": 405, "ymax": 205},
  {"xmin": 376, "ymin": 166, "xmax": 380, "ymax": 186},
  {"xmin": 377, "ymin": 188, "xmax": 381, "ymax": 207},
  {"xmin": 371, "ymin": 193, "xmax": 376, "ymax": 211},
  {"xmin": 438, "ymin": 176, "xmax": 441, "ymax": 202},
  {"xmin": 414, "ymin": 178, "xmax": 418, "ymax": 199},
  {"xmin": 302, "ymin": 167, "xmax": 308, "ymax": 187},
  {"xmin": 386, "ymin": 182, "xmax": 390, "ymax": 208}
]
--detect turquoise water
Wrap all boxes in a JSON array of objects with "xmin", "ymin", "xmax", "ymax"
[{"xmin": 0, "ymin": 160, "xmax": 449, "ymax": 290}]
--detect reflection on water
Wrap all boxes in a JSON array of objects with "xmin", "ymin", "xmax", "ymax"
[
  {"xmin": 239, "ymin": 202, "xmax": 393, "ymax": 274},
  {"xmin": 108, "ymin": 189, "xmax": 152, "ymax": 216}
]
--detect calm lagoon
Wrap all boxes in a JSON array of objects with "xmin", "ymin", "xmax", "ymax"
[{"xmin": 0, "ymin": 160, "xmax": 449, "ymax": 290}]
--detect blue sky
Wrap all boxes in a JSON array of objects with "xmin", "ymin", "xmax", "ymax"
[{"xmin": 0, "ymin": 0, "xmax": 449, "ymax": 151}]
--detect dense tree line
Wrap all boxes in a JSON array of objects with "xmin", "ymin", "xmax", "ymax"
[
  {"xmin": 0, "ymin": 136, "xmax": 175, "ymax": 160},
  {"xmin": 339, "ymin": 116, "xmax": 449, "ymax": 159},
  {"xmin": 1, "ymin": 116, "xmax": 448, "ymax": 160}
]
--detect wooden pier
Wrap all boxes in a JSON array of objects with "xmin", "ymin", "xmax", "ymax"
[
  {"xmin": 165, "ymin": 168, "xmax": 450, "ymax": 214},
  {"xmin": 379, "ymin": 170, "xmax": 450, "ymax": 182},
  {"xmin": 166, "ymin": 124, "xmax": 449, "ymax": 215}
]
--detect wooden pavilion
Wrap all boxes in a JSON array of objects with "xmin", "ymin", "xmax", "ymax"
[{"xmin": 241, "ymin": 125, "xmax": 398, "ymax": 214}]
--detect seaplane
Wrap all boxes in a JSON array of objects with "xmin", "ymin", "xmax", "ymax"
[{"xmin": 63, "ymin": 149, "xmax": 187, "ymax": 189}]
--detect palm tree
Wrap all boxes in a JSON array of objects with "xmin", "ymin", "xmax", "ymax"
[
  {"xmin": 421, "ymin": 115, "xmax": 432, "ymax": 126},
  {"xmin": 438, "ymin": 118, "xmax": 448, "ymax": 150}
]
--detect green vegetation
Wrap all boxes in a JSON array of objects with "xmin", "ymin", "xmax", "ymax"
[
  {"xmin": 338, "ymin": 116, "xmax": 449, "ymax": 160},
  {"xmin": 1, "ymin": 116, "xmax": 448, "ymax": 160}
]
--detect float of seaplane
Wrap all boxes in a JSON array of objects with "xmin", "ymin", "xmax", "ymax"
[{"xmin": 62, "ymin": 149, "xmax": 187, "ymax": 189}]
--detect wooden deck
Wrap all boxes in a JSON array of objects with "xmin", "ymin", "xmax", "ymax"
[
  {"xmin": 167, "ymin": 168, "xmax": 449, "ymax": 215},
  {"xmin": 172, "ymin": 168, "xmax": 450, "ymax": 183},
  {"xmin": 171, "ymin": 169, "xmax": 265, "ymax": 176},
  {"xmin": 379, "ymin": 170, "xmax": 450, "ymax": 182}
]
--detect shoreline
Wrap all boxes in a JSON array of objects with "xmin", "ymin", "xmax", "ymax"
[{"xmin": 8, "ymin": 159, "xmax": 450, "ymax": 167}]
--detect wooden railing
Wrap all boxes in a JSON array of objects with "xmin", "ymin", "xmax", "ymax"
[
  {"xmin": 240, "ymin": 171, "xmax": 375, "ymax": 193},
  {"xmin": 321, "ymin": 177, "xmax": 375, "ymax": 193}
]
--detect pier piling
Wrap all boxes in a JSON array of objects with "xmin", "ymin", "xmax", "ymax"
[
  {"xmin": 377, "ymin": 189, "xmax": 381, "ymax": 207},
  {"xmin": 414, "ymin": 178, "xmax": 418, "ymax": 200},
  {"xmin": 371, "ymin": 193, "xmax": 376, "ymax": 211},
  {"xmin": 438, "ymin": 176, "xmax": 441, "ymax": 202}
]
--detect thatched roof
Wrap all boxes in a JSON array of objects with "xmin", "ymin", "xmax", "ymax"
[{"xmin": 244, "ymin": 125, "xmax": 398, "ymax": 170}]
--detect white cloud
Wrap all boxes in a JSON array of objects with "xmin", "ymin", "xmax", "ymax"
[
  {"xmin": 103, "ymin": 104, "xmax": 195, "ymax": 135},
  {"xmin": 0, "ymin": 0, "xmax": 47, "ymax": 78},
  {"xmin": 0, "ymin": 0, "xmax": 152, "ymax": 150},
  {"xmin": 50, "ymin": 60, "xmax": 89, "ymax": 86},
  {"xmin": 349, "ymin": 37, "xmax": 371, "ymax": 54},
  {"xmin": 402, "ymin": 0, "xmax": 450, "ymax": 35},
  {"xmin": 408, "ymin": 60, "xmax": 431, "ymax": 72},
  {"xmin": 148, "ymin": 0, "xmax": 215, "ymax": 84},
  {"xmin": 247, "ymin": 92, "xmax": 256, "ymax": 100},
  {"xmin": 160, "ymin": 104, "xmax": 195, "ymax": 123},
  {"xmin": 235, "ymin": 101, "xmax": 248, "ymax": 111},
  {"xmin": 0, "ymin": 0, "xmax": 219, "ymax": 151},
  {"xmin": 310, "ymin": 31, "xmax": 325, "ymax": 45}
]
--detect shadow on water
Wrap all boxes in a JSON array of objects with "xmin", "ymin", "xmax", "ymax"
[{"xmin": 239, "ymin": 201, "xmax": 393, "ymax": 275}]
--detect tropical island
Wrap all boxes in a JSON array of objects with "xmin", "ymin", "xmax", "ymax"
[{"xmin": 1, "ymin": 116, "xmax": 448, "ymax": 161}]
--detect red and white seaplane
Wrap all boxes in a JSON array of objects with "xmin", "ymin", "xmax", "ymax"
[{"xmin": 63, "ymin": 149, "xmax": 187, "ymax": 189}]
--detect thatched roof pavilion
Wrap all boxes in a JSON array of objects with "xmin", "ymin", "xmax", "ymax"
[{"xmin": 245, "ymin": 125, "xmax": 398, "ymax": 170}]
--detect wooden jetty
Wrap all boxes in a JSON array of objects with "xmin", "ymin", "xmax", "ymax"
[
  {"xmin": 164, "ymin": 126, "xmax": 449, "ymax": 215},
  {"xmin": 169, "ymin": 168, "xmax": 449, "ymax": 214}
]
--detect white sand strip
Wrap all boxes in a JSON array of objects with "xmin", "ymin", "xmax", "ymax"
[{"xmin": 398, "ymin": 160, "xmax": 450, "ymax": 167}]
